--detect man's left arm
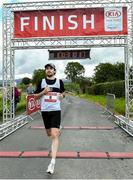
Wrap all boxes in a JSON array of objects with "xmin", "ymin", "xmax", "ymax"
[{"xmin": 60, "ymin": 79, "xmax": 65, "ymax": 99}]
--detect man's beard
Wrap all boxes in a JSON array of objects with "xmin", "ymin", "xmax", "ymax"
[{"xmin": 47, "ymin": 74, "xmax": 54, "ymax": 77}]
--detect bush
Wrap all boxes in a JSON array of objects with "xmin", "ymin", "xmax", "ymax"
[
  {"xmin": 0, "ymin": 92, "xmax": 27, "ymax": 122},
  {"xmin": 64, "ymin": 83, "xmax": 80, "ymax": 94},
  {"xmin": 87, "ymin": 80, "xmax": 125, "ymax": 97},
  {"xmin": 18, "ymin": 84, "xmax": 27, "ymax": 92}
]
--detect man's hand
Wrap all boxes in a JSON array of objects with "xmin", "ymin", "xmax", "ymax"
[
  {"xmin": 34, "ymin": 86, "xmax": 51, "ymax": 99},
  {"xmin": 34, "ymin": 93, "xmax": 39, "ymax": 100},
  {"xmin": 43, "ymin": 86, "xmax": 51, "ymax": 94},
  {"xmin": 57, "ymin": 93, "xmax": 65, "ymax": 100}
]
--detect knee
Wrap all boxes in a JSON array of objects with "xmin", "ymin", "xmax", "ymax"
[{"xmin": 51, "ymin": 131, "xmax": 59, "ymax": 138}]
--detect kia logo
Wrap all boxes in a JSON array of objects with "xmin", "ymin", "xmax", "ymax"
[
  {"xmin": 105, "ymin": 10, "xmax": 121, "ymax": 18},
  {"xmin": 28, "ymin": 98, "xmax": 35, "ymax": 111}
]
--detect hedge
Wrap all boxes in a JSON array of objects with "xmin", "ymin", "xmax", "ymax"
[
  {"xmin": 64, "ymin": 83, "xmax": 80, "ymax": 94},
  {"xmin": 87, "ymin": 80, "xmax": 125, "ymax": 98}
]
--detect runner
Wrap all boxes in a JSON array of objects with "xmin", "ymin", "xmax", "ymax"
[{"xmin": 34, "ymin": 63, "xmax": 65, "ymax": 174}]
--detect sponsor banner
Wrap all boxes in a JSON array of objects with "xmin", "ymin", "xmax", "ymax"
[
  {"xmin": 104, "ymin": 7, "xmax": 123, "ymax": 32},
  {"xmin": 14, "ymin": 7, "xmax": 127, "ymax": 38},
  {"xmin": 26, "ymin": 95, "xmax": 41, "ymax": 115}
]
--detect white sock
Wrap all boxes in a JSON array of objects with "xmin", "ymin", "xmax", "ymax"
[{"xmin": 51, "ymin": 158, "xmax": 56, "ymax": 164}]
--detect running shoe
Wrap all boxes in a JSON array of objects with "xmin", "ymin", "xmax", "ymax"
[{"xmin": 46, "ymin": 162, "xmax": 55, "ymax": 174}]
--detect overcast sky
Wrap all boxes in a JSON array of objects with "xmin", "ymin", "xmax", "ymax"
[{"xmin": 0, "ymin": 0, "xmax": 125, "ymax": 80}]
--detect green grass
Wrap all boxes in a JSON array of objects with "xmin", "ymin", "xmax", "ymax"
[
  {"xmin": 0, "ymin": 92, "xmax": 27, "ymax": 121},
  {"xmin": 115, "ymin": 98, "xmax": 125, "ymax": 115},
  {"xmin": 77, "ymin": 94, "xmax": 125, "ymax": 115},
  {"xmin": 16, "ymin": 93, "xmax": 27, "ymax": 115}
]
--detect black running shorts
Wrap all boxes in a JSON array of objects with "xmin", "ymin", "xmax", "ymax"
[{"xmin": 41, "ymin": 111, "xmax": 61, "ymax": 129}]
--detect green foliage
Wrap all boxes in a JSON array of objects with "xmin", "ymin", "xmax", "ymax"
[
  {"xmin": 18, "ymin": 83, "xmax": 27, "ymax": 92},
  {"xmin": 16, "ymin": 93, "xmax": 27, "ymax": 113},
  {"xmin": 93, "ymin": 62, "xmax": 124, "ymax": 83},
  {"xmin": 87, "ymin": 80, "xmax": 125, "ymax": 97},
  {"xmin": 32, "ymin": 69, "xmax": 46, "ymax": 87},
  {"xmin": 0, "ymin": 91, "xmax": 27, "ymax": 122},
  {"xmin": 115, "ymin": 97, "xmax": 125, "ymax": 115},
  {"xmin": 64, "ymin": 83, "xmax": 80, "ymax": 94},
  {"xmin": 76, "ymin": 76, "xmax": 93, "ymax": 93},
  {"xmin": 22, "ymin": 77, "xmax": 31, "ymax": 85},
  {"xmin": 115, "ymin": 62, "xmax": 125, "ymax": 80},
  {"xmin": 64, "ymin": 62, "xmax": 85, "ymax": 82}
]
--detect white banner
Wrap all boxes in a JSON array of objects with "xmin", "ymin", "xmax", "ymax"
[{"xmin": 104, "ymin": 7, "xmax": 123, "ymax": 32}]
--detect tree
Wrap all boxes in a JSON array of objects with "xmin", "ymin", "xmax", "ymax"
[
  {"xmin": 93, "ymin": 62, "xmax": 124, "ymax": 83},
  {"xmin": 22, "ymin": 77, "xmax": 31, "ymax": 85},
  {"xmin": 64, "ymin": 62, "xmax": 85, "ymax": 82},
  {"xmin": 32, "ymin": 69, "xmax": 46, "ymax": 86},
  {"xmin": 115, "ymin": 62, "xmax": 125, "ymax": 80},
  {"xmin": 77, "ymin": 76, "xmax": 93, "ymax": 93}
]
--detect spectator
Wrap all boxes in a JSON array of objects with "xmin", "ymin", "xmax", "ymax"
[
  {"xmin": 14, "ymin": 82, "xmax": 21, "ymax": 113},
  {"xmin": 27, "ymin": 83, "xmax": 34, "ymax": 95}
]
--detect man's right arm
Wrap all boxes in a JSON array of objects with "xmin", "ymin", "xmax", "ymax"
[
  {"xmin": 34, "ymin": 85, "xmax": 51, "ymax": 99},
  {"xmin": 34, "ymin": 80, "xmax": 43, "ymax": 99}
]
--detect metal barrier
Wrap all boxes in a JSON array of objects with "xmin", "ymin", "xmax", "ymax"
[
  {"xmin": 0, "ymin": 95, "xmax": 42, "ymax": 141},
  {"xmin": 102, "ymin": 93, "xmax": 115, "ymax": 119},
  {"xmin": 0, "ymin": 115, "xmax": 28, "ymax": 141},
  {"xmin": 103, "ymin": 93, "xmax": 133, "ymax": 136},
  {"xmin": 105, "ymin": 93, "xmax": 115, "ymax": 117},
  {"xmin": 114, "ymin": 115, "xmax": 133, "ymax": 137}
]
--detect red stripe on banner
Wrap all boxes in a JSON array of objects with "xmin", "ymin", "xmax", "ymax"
[
  {"xmin": 47, "ymin": 92, "xmax": 57, "ymax": 96},
  {"xmin": 45, "ymin": 99, "xmax": 57, "ymax": 102}
]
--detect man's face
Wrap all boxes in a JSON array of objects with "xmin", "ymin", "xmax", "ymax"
[{"xmin": 45, "ymin": 66, "xmax": 55, "ymax": 77}]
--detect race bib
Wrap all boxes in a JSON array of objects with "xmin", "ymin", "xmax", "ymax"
[{"xmin": 44, "ymin": 92, "xmax": 58, "ymax": 102}]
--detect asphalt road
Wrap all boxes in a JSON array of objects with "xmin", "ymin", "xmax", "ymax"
[{"xmin": 0, "ymin": 95, "xmax": 133, "ymax": 179}]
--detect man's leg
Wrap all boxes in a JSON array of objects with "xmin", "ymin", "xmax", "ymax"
[
  {"xmin": 46, "ymin": 111, "xmax": 61, "ymax": 174},
  {"xmin": 51, "ymin": 128, "xmax": 60, "ymax": 159},
  {"xmin": 46, "ymin": 128, "xmax": 60, "ymax": 174},
  {"xmin": 45, "ymin": 129, "xmax": 52, "ymax": 157}
]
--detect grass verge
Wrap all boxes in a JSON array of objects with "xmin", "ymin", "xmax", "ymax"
[{"xmin": 77, "ymin": 94, "xmax": 125, "ymax": 115}]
